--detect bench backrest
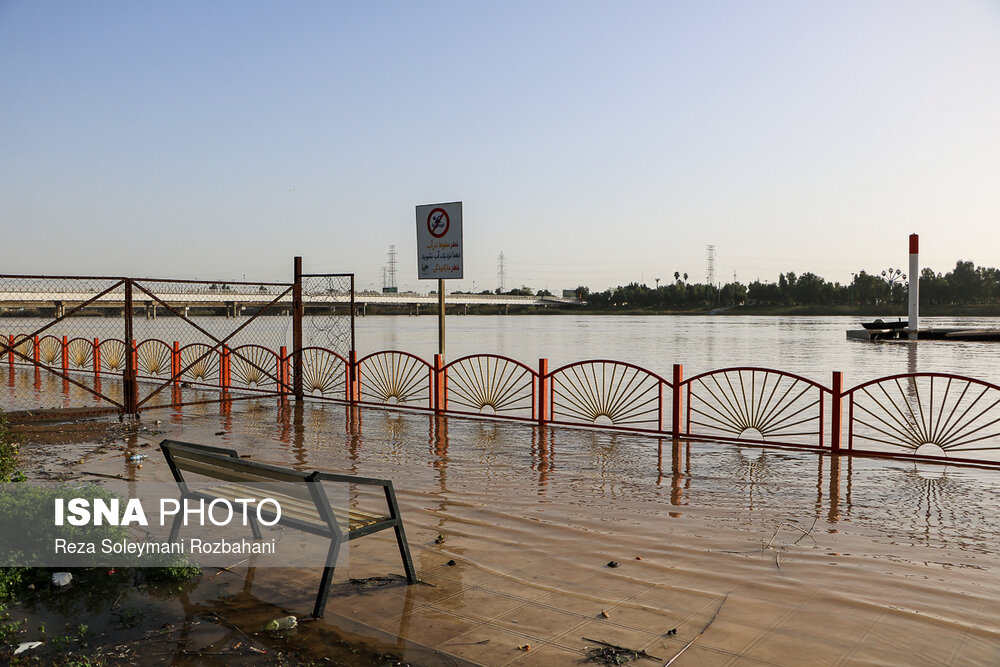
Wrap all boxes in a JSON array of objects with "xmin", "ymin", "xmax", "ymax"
[{"xmin": 159, "ymin": 439, "xmax": 340, "ymax": 534}]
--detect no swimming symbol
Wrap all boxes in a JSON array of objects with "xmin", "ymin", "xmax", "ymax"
[{"xmin": 427, "ymin": 208, "xmax": 450, "ymax": 238}]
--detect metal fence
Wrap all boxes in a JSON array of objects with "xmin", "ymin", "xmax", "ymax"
[
  {"xmin": 5, "ymin": 328, "xmax": 1000, "ymax": 468},
  {"xmin": 0, "ymin": 261, "xmax": 354, "ymax": 414}
]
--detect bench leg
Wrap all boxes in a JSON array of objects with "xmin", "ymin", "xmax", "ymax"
[
  {"xmin": 312, "ymin": 537, "xmax": 342, "ymax": 618},
  {"xmin": 168, "ymin": 512, "xmax": 183, "ymax": 543},
  {"xmin": 384, "ymin": 486, "xmax": 417, "ymax": 583},
  {"xmin": 393, "ymin": 522, "xmax": 417, "ymax": 584},
  {"xmin": 248, "ymin": 515, "xmax": 262, "ymax": 540}
]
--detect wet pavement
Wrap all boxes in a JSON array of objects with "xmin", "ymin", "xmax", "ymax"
[{"xmin": 6, "ymin": 381, "xmax": 1000, "ymax": 664}]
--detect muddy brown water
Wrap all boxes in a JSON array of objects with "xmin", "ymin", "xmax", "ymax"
[{"xmin": 4, "ymin": 391, "xmax": 1000, "ymax": 664}]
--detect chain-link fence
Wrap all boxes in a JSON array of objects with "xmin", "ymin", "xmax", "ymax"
[{"xmin": 301, "ymin": 274, "xmax": 355, "ymax": 356}]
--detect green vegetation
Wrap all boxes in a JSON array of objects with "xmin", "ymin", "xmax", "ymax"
[
  {"xmin": 571, "ymin": 260, "xmax": 1000, "ymax": 312},
  {"xmin": 0, "ymin": 410, "xmax": 23, "ymax": 483}
]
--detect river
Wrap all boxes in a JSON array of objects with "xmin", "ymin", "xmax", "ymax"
[{"xmin": 5, "ymin": 314, "xmax": 1000, "ymax": 387}]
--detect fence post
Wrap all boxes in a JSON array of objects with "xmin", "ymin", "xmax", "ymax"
[
  {"xmin": 279, "ymin": 346, "xmax": 289, "ymax": 395},
  {"xmin": 831, "ymin": 371, "xmax": 843, "ymax": 451},
  {"xmin": 94, "ymin": 338, "xmax": 101, "ymax": 377},
  {"xmin": 434, "ymin": 354, "xmax": 446, "ymax": 413},
  {"xmin": 292, "ymin": 256, "xmax": 304, "ymax": 401},
  {"xmin": 220, "ymin": 345, "xmax": 231, "ymax": 390},
  {"xmin": 537, "ymin": 358, "xmax": 549, "ymax": 423},
  {"xmin": 672, "ymin": 364, "xmax": 683, "ymax": 438},
  {"xmin": 33, "ymin": 335, "xmax": 39, "ymax": 365},
  {"xmin": 171, "ymin": 341, "xmax": 180, "ymax": 386},
  {"xmin": 348, "ymin": 350, "xmax": 359, "ymax": 402},
  {"xmin": 61, "ymin": 335, "xmax": 68, "ymax": 373},
  {"xmin": 123, "ymin": 279, "xmax": 138, "ymax": 415}
]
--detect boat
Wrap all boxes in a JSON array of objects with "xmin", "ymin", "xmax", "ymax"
[{"xmin": 861, "ymin": 319, "xmax": 907, "ymax": 331}]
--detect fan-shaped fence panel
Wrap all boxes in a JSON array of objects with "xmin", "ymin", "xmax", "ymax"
[
  {"xmin": 445, "ymin": 354, "xmax": 536, "ymax": 418},
  {"xmin": 9, "ymin": 335, "xmax": 33, "ymax": 364},
  {"xmin": 179, "ymin": 343, "xmax": 220, "ymax": 384},
  {"xmin": 37, "ymin": 336, "xmax": 61, "ymax": 366},
  {"xmin": 358, "ymin": 351, "xmax": 432, "ymax": 408},
  {"xmin": 66, "ymin": 338, "xmax": 94, "ymax": 371},
  {"xmin": 99, "ymin": 340, "xmax": 126, "ymax": 373},
  {"xmin": 847, "ymin": 373, "xmax": 1000, "ymax": 462},
  {"xmin": 298, "ymin": 347, "xmax": 347, "ymax": 398},
  {"xmin": 136, "ymin": 340, "xmax": 172, "ymax": 378},
  {"xmin": 685, "ymin": 368, "xmax": 826, "ymax": 447},
  {"xmin": 230, "ymin": 345, "xmax": 279, "ymax": 391},
  {"xmin": 549, "ymin": 360, "xmax": 666, "ymax": 429}
]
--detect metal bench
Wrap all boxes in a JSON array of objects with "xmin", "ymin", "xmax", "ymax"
[{"xmin": 159, "ymin": 439, "xmax": 417, "ymax": 617}]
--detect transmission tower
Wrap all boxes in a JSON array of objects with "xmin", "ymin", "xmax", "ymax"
[
  {"xmin": 497, "ymin": 251, "xmax": 506, "ymax": 293},
  {"xmin": 706, "ymin": 245, "xmax": 716, "ymax": 286},
  {"xmin": 387, "ymin": 244, "xmax": 397, "ymax": 290}
]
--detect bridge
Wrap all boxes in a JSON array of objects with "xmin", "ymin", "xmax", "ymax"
[{"xmin": 0, "ymin": 287, "xmax": 583, "ymax": 317}]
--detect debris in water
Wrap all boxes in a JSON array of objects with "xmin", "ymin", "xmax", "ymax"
[
  {"xmin": 517, "ymin": 643, "xmax": 531, "ymax": 651},
  {"xmin": 435, "ymin": 534, "xmax": 446, "ymax": 544},
  {"xmin": 635, "ymin": 556, "xmax": 643, "ymax": 560},
  {"xmin": 446, "ymin": 559, "xmax": 457, "ymax": 566},
  {"xmin": 128, "ymin": 454, "xmax": 147, "ymax": 462},
  {"xmin": 14, "ymin": 642, "xmax": 43, "ymax": 655},
  {"xmin": 664, "ymin": 628, "xmax": 677, "ymax": 636},
  {"xmin": 663, "ymin": 592, "xmax": 730, "ymax": 666},
  {"xmin": 600, "ymin": 609, "xmax": 610, "ymax": 618},
  {"xmin": 214, "ymin": 431, "xmax": 226, "ymax": 436},
  {"xmin": 51, "ymin": 572, "xmax": 73, "ymax": 587},
  {"xmin": 582, "ymin": 637, "xmax": 661, "ymax": 664},
  {"xmin": 263, "ymin": 615, "xmax": 297, "ymax": 631},
  {"xmin": 606, "ymin": 561, "xmax": 620, "ymax": 568}
]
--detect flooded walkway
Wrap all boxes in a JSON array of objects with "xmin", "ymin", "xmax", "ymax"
[{"xmin": 14, "ymin": 395, "xmax": 1000, "ymax": 665}]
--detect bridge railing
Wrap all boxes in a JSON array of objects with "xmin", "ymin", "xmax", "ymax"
[{"xmin": 6, "ymin": 333, "xmax": 1000, "ymax": 468}]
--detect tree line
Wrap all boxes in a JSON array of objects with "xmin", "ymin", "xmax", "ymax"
[{"xmin": 563, "ymin": 260, "xmax": 1000, "ymax": 309}]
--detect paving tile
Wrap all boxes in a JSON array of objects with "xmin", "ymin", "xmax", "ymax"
[
  {"xmin": 741, "ymin": 629, "xmax": 844, "ymax": 667},
  {"xmin": 433, "ymin": 587, "xmax": 534, "ymax": 621},
  {"xmin": 442, "ymin": 624, "xmax": 542, "ymax": 664},
  {"xmin": 494, "ymin": 604, "xmax": 589, "ymax": 641},
  {"xmin": 388, "ymin": 607, "xmax": 482, "ymax": 649}
]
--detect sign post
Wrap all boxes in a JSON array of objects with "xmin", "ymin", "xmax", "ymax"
[{"xmin": 416, "ymin": 202, "xmax": 463, "ymax": 357}]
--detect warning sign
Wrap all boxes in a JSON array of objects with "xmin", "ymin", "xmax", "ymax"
[{"xmin": 416, "ymin": 202, "xmax": 463, "ymax": 280}]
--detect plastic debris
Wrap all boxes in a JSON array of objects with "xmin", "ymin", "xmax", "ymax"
[
  {"xmin": 446, "ymin": 559, "xmax": 457, "ymax": 566},
  {"xmin": 51, "ymin": 572, "xmax": 73, "ymax": 587},
  {"xmin": 14, "ymin": 642, "xmax": 43, "ymax": 655},
  {"xmin": 263, "ymin": 615, "xmax": 297, "ymax": 631},
  {"xmin": 128, "ymin": 454, "xmax": 148, "ymax": 462},
  {"xmin": 606, "ymin": 561, "xmax": 620, "ymax": 568}
]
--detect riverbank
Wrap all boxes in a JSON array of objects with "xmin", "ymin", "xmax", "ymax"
[{"xmin": 360, "ymin": 304, "xmax": 1000, "ymax": 317}]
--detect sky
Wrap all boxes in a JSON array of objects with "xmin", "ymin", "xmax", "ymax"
[{"xmin": 1, "ymin": 1, "xmax": 999, "ymax": 293}]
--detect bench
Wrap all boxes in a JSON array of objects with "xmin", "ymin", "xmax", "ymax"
[{"xmin": 159, "ymin": 439, "xmax": 417, "ymax": 617}]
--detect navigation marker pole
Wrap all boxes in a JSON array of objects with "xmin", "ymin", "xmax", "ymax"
[{"xmin": 908, "ymin": 234, "xmax": 919, "ymax": 341}]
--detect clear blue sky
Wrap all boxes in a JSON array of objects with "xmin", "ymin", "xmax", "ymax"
[{"xmin": 2, "ymin": 1, "xmax": 998, "ymax": 292}]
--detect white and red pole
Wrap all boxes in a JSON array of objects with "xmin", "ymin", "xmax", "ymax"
[{"xmin": 908, "ymin": 234, "xmax": 919, "ymax": 340}]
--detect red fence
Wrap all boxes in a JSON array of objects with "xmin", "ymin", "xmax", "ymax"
[{"xmin": 7, "ymin": 335, "xmax": 1000, "ymax": 468}]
